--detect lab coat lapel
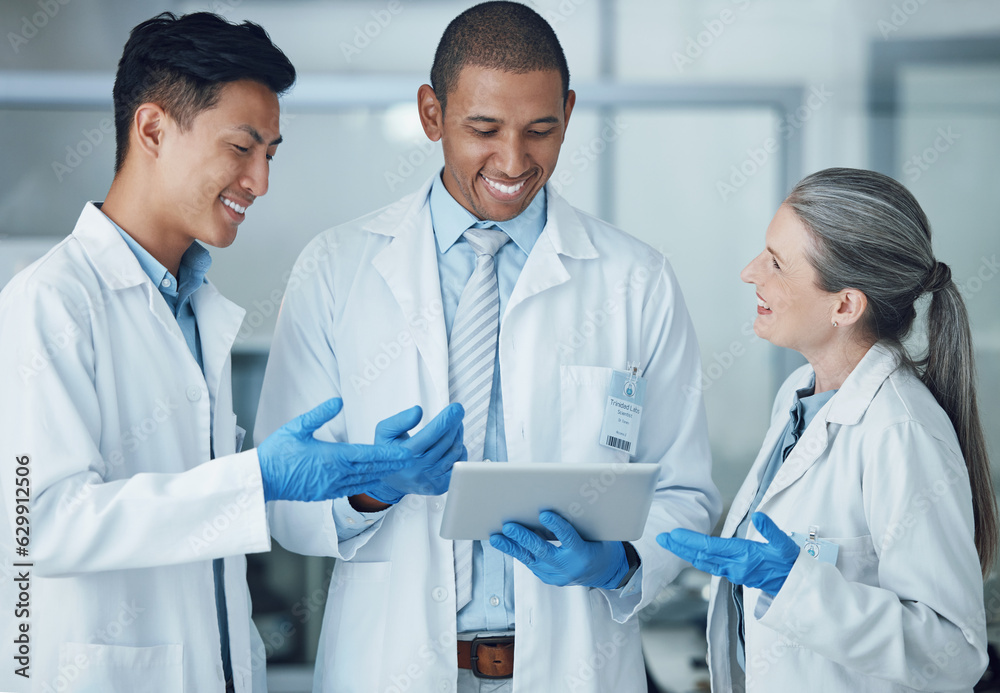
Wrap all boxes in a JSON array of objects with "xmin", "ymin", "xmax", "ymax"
[
  {"xmin": 506, "ymin": 186, "xmax": 598, "ymax": 316},
  {"xmin": 720, "ymin": 418, "xmax": 791, "ymax": 538},
  {"xmin": 759, "ymin": 412, "xmax": 831, "ymax": 505},
  {"xmin": 757, "ymin": 343, "xmax": 900, "ymax": 507},
  {"xmin": 73, "ymin": 202, "xmax": 189, "ymax": 348},
  {"xmin": 369, "ymin": 178, "xmax": 450, "ymax": 400},
  {"xmin": 191, "ymin": 281, "xmax": 245, "ymax": 420}
]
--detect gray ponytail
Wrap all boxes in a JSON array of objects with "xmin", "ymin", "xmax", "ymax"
[{"xmin": 785, "ymin": 167, "xmax": 997, "ymax": 575}]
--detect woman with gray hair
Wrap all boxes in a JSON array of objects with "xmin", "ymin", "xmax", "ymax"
[{"xmin": 658, "ymin": 167, "xmax": 997, "ymax": 691}]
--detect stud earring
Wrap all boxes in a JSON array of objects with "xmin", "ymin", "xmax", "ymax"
[{"xmin": 832, "ymin": 321, "xmax": 838, "ymax": 327}]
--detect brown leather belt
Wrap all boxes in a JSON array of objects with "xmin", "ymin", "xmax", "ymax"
[{"xmin": 457, "ymin": 635, "xmax": 514, "ymax": 679}]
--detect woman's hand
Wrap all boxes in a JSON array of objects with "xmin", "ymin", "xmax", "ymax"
[{"xmin": 657, "ymin": 512, "xmax": 800, "ymax": 595}]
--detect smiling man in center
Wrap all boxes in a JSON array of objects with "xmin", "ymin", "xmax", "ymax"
[{"xmin": 254, "ymin": 2, "xmax": 720, "ymax": 691}]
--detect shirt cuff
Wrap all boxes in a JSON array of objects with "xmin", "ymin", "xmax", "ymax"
[
  {"xmin": 596, "ymin": 564, "xmax": 644, "ymax": 623},
  {"xmin": 332, "ymin": 496, "xmax": 387, "ymax": 542}
]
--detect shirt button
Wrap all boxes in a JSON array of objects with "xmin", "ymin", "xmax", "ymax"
[
  {"xmin": 490, "ymin": 595, "xmax": 500, "ymax": 607},
  {"xmin": 364, "ymin": 519, "xmax": 375, "ymax": 525},
  {"xmin": 186, "ymin": 386, "xmax": 201, "ymax": 402},
  {"xmin": 345, "ymin": 517, "xmax": 356, "ymax": 525},
  {"xmin": 431, "ymin": 586, "xmax": 447, "ymax": 602},
  {"xmin": 161, "ymin": 278, "xmax": 171, "ymax": 288}
]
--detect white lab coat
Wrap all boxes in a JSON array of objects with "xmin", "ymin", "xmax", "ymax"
[
  {"xmin": 706, "ymin": 343, "xmax": 988, "ymax": 692},
  {"xmin": 0, "ymin": 203, "xmax": 272, "ymax": 693},
  {"xmin": 254, "ymin": 175, "xmax": 722, "ymax": 693}
]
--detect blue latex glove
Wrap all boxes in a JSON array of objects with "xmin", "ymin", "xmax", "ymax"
[
  {"xmin": 364, "ymin": 403, "xmax": 466, "ymax": 504},
  {"xmin": 257, "ymin": 397, "xmax": 414, "ymax": 502},
  {"xmin": 489, "ymin": 510, "xmax": 629, "ymax": 589},
  {"xmin": 656, "ymin": 512, "xmax": 800, "ymax": 595}
]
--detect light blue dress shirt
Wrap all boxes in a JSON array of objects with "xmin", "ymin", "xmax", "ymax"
[
  {"xmin": 331, "ymin": 173, "xmax": 546, "ymax": 634},
  {"xmin": 433, "ymin": 173, "xmax": 545, "ymax": 635},
  {"xmin": 104, "ymin": 212, "xmax": 230, "ymax": 680},
  {"xmin": 733, "ymin": 378, "xmax": 836, "ymax": 670}
]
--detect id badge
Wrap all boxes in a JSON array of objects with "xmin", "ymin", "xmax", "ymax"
[
  {"xmin": 599, "ymin": 362, "xmax": 646, "ymax": 457},
  {"xmin": 790, "ymin": 526, "xmax": 839, "ymax": 565}
]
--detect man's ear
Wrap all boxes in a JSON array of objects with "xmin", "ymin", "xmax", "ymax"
[
  {"xmin": 562, "ymin": 89, "xmax": 576, "ymax": 140},
  {"xmin": 417, "ymin": 84, "xmax": 444, "ymax": 142},
  {"xmin": 132, "ymin": 102, "xmax": 168, "ymax": 160}
]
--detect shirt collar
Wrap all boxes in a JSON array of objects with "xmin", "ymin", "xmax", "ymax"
[
  {"xmin": 101, "ymin": 208, "xmax": 211, "ymax": 302},
  {"xmin": 429, "ymin": 170, "xmax": 546, "ymax": 256},
  {"xmin": 176, "ymin": 242, "xmax": 212, "ymax": 306},
  {"xmin": 789, "ymin": 376, "xmax": 837, "ymax": 433},
  {"xmin": 106, "ymin": 213, "xmax": 173, "ymax": 292}
]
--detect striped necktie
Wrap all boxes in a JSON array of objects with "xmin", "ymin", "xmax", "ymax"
[{"xmin": 450, "ymin": 225, "xmax": 509, "ymax": 611}]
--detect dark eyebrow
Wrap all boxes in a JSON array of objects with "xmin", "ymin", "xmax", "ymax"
[
  {"xmin": 766, "ymin": 245, "xmax": 785, "ymax": 264},
  {"xmin": 233, "ymin": 124, "xmax": 282, "ymax": 146},
  {"xmin": 464, "ymin": 115, "xmax": 560, "ymax": 126}
]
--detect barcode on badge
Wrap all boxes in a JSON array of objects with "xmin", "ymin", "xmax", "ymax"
[{"xmin": 605, "ymin": 435, "xmax": 631, "ymax": 452}]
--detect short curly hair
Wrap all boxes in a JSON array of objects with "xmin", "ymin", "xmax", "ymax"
[{"xmin": 430, "ymin": 1, "xmax": 569, "ymax": 110}]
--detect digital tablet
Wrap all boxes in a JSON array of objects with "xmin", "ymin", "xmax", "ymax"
[{"xmin": 439, "ymin": 462, "xmax": 660, "ymax": 541}]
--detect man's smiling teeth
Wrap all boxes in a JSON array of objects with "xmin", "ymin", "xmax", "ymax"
[
  {"xmin": 757, "ymin": 296, "xmax": 771, "ymax": 310},
  {"xmin": 220, "ymin": 196, "xmax": 247, "ymax": 214},
  {"xmin": 483, "ymin": 176, "xmax": 525, "ymax": 195}
]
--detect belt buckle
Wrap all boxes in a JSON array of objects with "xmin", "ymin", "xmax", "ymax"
[{"xmin": 470, "ymin": 635, "xmax": 514, "ymax": 680}]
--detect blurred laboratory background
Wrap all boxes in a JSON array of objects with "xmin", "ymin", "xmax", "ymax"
[{"xmin": 2, "ymin": 1, "xmax": 999, "ymax": 690}]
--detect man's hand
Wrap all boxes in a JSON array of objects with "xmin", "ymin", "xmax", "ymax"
[
  {"xmin": 490, "ymin": 510, "xmax": 629, "ymax": 589},
  {"xmin": 362, "ymin": 403, "xmax": 466, "ymax": 505},
  {"xmin": 257, "ymin": 398, "xmax": 414, "ymax": 502}
]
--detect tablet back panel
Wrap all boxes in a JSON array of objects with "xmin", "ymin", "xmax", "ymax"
[{"xmin": 439, "ymin": 462, "xmax": 659, "ymax": 541}]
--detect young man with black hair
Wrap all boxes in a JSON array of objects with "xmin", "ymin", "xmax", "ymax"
[
  {"xmin": 0, "ymin": 12, "xmax": 464, "ymax": 693},
  {"xmin": 256, "ymin": 3, "xmax": 720, "ymax": 691}
]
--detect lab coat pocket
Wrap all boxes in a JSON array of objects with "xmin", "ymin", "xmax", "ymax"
[
  {"xmin": 830, "ymin": 534, "xmax": 878, "ymax": 584},
  {"xmin": 322, "ymin": 560, "xmax": 392, "ymax": 690},
  {"xmin": 58, "ymin": 642, "xmax": 183, "ymax": 692},
  {"xmin": 560, "ymin": 365, "xmax": 630, "ymax": 464}
]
